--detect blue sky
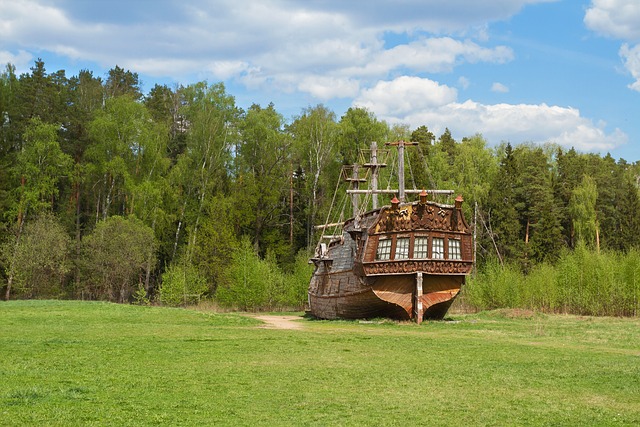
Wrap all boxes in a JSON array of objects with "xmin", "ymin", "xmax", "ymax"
[{"xmin": 1, "ymin": 0, "xmax": 639, "ymax": 161}]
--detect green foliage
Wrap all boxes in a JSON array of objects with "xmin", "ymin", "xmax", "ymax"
[
  {"xmin": 0, "ymin": 214, "xmax": 71, "ymax": 298},
  {"xmin": 337, "ymin": 107, "xmax": 388, "ymax": 164},
  {"xmin": 216, "ymin": 236, "xmax": 271, "ymax": 310},
  {"xmin": 11, "ymin": 117, "xmax": 72, "ymax": 221},
  {"xmin": 288, "ymin": 104, "xmax": 340, "ymax": 246},
  {"xmin": 465, "ymin": 244, "xmax": 640, "ymax": 316},
  {"xmin": 234, "ymin": 103, "xmax": 290, "ymax": 255},
  {"xmin": 190, "ymin": 196, "xmax": 238, "ymax": 292},
  {"xmin": 569, "ymin": 174, "xmax": 599, "ymax": 248},
  {"xmin": 158, "ymin": 261, "xmax": 208, "ymax": 306},
  {"xmin": 1, "ymin": 58, "xmax": 640, "ymax": 317},
  {"xmin": 466, "ymin": 258, "xmax": 522, "ymax": 309},
  {"xmin": 79, "ymin": 216, "xmax": 157, "ymax": 302},
  {"xmin": 282, "ymin": 250, "xmax": 314, "ymax": 307},
  {"xmin": 216, "ymin": 236, "xmax": 311, "ymax": 310}
]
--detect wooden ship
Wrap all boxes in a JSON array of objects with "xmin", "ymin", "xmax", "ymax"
[{"xmin": 308, "ymin": 141, "xmax": 474, "ymax": 323}]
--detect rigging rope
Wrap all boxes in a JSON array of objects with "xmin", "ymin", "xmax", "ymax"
[
  {"xmin": 316, "ymin": 166, "xmax": 346, "ymax": 251},
  {"xmin": 406, "ymin": 148, "xmax": 417, "ymax": 192}
]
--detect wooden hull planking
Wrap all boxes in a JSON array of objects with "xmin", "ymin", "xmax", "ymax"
[{"xmin": 308, "ymin": 270, "xmax": 463, "ymax": 321}]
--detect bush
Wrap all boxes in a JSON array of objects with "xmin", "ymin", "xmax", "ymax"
[
  {"xmin": 0, "ymin": 214, "xmax": 71, "ymax": 299},
  {"xmin": 216, "ymin": 237, "xmax": 313, "ymax": 311},
  {"xmin": 281, "ymin": 250, "xmax": 314, "ymax": 309},
  {"xmin": 80, "ymin": 216, "xmax": 157, "ymax": 302},
  {"xmin": 467, "ymin": 245, "xmax": 640, "ymax": 316},
  {"xmin": 159, "ymin": 262, "xmax": 208, "ymax": 306}
]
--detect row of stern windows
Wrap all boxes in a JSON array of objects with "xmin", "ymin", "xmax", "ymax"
[{"xmin": 375, "ymin": 235, "xmax": 462, "ymax": 261}]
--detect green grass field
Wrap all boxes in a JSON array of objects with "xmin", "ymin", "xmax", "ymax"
[{"xmin": 1, "ymin": 301, "xmax": 639, "ymax": 426}]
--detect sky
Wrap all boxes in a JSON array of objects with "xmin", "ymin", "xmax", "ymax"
[{"xmin": 1, "ymin": 0, "xmax": 640, "ymax": 161}]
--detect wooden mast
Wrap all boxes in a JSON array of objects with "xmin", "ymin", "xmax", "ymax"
[
  {"xmin": 385, "ymin": 140, "xmax": 418, "ymax": 202},
  {"xmin": 345, "ymin": 164, "xmax": 366, "ymax": 222}
]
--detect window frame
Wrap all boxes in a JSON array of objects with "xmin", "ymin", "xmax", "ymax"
[
  {"xmin": 431, "ymin": 237, "xmax": 445, "ymax": 260},
  {"xmin": 376, "ymin": 237, "xmax": 392, "ymax": 260},
  {"xmin": 394, "ymin": 236, "xmax": 410, "ymax": 260},
  {"xmin": 448, "ymin": 238, "xmax": 461, "ymax": 260},
  {"xmin": 414, "ymin": 235, "xmax": 429, "ymax": 259}
]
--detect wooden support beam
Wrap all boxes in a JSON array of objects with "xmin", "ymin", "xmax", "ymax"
[{"xmin": 415, "ymin": 272, "xmax": 423, "ymax": 324}]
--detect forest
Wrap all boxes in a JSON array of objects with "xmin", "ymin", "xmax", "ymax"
[{"xmin": 1, "ymin": 60, "xmax": 639, "ymax": 315}]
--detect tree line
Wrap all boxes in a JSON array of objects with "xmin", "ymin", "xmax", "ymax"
[{"xmin": 1, "ymin": 60, "xmax": 639, "ymax": 312}]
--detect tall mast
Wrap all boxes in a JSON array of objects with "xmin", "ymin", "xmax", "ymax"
[
  {"xmin": 371, "ymin": 142, "xmax": 379, "ymax": 209},
  {"xmin": 385, "ymin": 140, "xmax": 418, "ymax": 202},
  {"xmin": 345, "ymin": 164, "xmax": 366, "ymax": 217},
  {"xmin": 363, "ymin": 141, "xmax": 387, "ymax": 209}
]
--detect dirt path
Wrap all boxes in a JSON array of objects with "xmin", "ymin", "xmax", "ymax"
[{"xmin": 253, "ymin": 315, "xmax": 304, "ymax": 330}]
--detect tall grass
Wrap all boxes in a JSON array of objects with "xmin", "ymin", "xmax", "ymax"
[{"xmin": 465, "ymin": 245, "xmax": 640, "ymax": 316}]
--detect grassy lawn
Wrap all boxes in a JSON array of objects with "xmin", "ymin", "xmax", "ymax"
[{"xmin": 1, "ymin": 301, "xmax": 639, "ymax": 426}]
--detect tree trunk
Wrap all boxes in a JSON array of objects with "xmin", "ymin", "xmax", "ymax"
[
  {"xmin": 75, "ymin": 179, "xmax": 82, "ymax": 290},
  {"xmin": 5, "ymin": 215, "xmax": 26, "ymax": 300},
  {"xmin": 144, "ymin": 214, "xmax": 157, "ymax": 293}
]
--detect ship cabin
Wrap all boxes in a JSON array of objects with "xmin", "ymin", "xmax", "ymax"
[{"xmin": 355, "ymin": 193, "xmax": 474, "ymax": 278}]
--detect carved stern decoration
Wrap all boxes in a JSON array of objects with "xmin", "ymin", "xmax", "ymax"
[
  {"xmin": 358, "ymin": 193, "xmax": 473, "ymax": 322},
  {"xmin": 308, "ymin": 141, "xmax": 474, "ymax": 322},
  {"xmin": 309, "ymin": 191, "xmax": 474, "ymax": 322}
]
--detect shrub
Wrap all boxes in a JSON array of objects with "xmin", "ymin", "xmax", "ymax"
[
  {"xmin": 216, "ymin": 237, "xmax": 313, "ymax": 311},
  {"xmin": 80, "ymin": 216, "xmax": 157, "ymax": 302},
  {"xmin": 467, "ymin": 244, "xmax": 640, "ymax": 316},
  {"xmin": 0, "ymin": 214, "xmax": 71, "ymax": 299},
  {"xmin": 159, "ymin": 262, "xmax": 208, "ymax": 306}
]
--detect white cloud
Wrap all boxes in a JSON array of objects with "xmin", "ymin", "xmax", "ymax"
[
  {"xmin": 620, "ymin": 43, "xmax": 640, "ymax": 91},
  {"xmin": 297, "ymin": 76, "xmax": 360, "ymax": 100},
  {"xmin": 491, "ymin": 82, "xmax": 509, "ymax": 93},
  {"xmin": 354, "ymin": 76, "xmax": 457, "ymax": 115},
  {"xmin": 369, "ymin": 37, "xmax": 513, "ymax": 75},
  {"xmin": 584, "ymin": 0, "xmax": 640, "ymax": 41},
  {"xmin": 0, "ymin": 0, "xmax": 522, "ymax": 98},
  {"xmin": 357, "ymin": 76, "xmax": 626, "ymax": 152},
  {"xmin": 458, "ymin": 76, "xmax": 470, "ymax": 89},
  {"xmin": 0, "ymin": 49, "xmax": 32, "ymax": 71},
  {"xmin": 584, "ymin": 1, "xmax": 640, "ymax": 92}
]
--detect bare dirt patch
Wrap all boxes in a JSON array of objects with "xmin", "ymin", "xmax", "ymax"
[{"xmin": 253, "ymin": 315, "xmax": 304, "ymax": 330}]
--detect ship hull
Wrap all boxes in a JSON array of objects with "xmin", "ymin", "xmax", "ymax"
[{"xmin": 308, "ymin": 269, "xmax": 463, "ymax": 321}]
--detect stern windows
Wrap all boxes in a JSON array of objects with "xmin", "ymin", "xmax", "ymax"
[
  {"xmin": 448, "ymin": 239, "xmax": 461, "ymax": 260},
  {"xmin": 376, "ymin": 238, "xmax": 392, "ymax": 260},
  {"xmin": 395, "ymin": 237, "xmax": 410, "ymax": 259},
  {"xmin": 374, "ymin": 235, "xmax": 463, "ymax": 261},
  {"xmin": 414, "ymin": 237, "xmax": 429, "ymax": 259},
  {"xmin": 432, "ymin": 237, "xmax": 444, "ymax": 259}
]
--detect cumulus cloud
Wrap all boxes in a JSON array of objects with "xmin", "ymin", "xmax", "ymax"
[
  {"xmin": 491, "ymin": 82, "xmax": 509, "ymax": 93},
  {"xmin": 584, "ymin": 0, "xmax": 640, "ymax": 41},
  {"xmin": 297, "ymin": 76, "xmax": 360, "ymax": 100},
  {"xmin": 0, "ymin": 50, "xmax": 32, "ymax": 71},
  {"xmin": 620, "ymin": 43, "xmax": 640, "ymax": 91},
  {"xmin": 354, "ymin": 76, "xmax": 458, "ymax": 115},
  {"xmin": 585, "ymin": 0, "xmax": 640, "ymax": 92},
  {"xmin": 0, "ymin": 0, "xmax": 520, "ymax": 91},
  {"xmin": 356, "ymin": 76, "xmax": 626, "ymax": 152},
  {"xmin": 370, "ymin": 37, "xmax": 513, "ymax": 75},
  {"xmin": 0, "ymin": 0, "xmax": 629, "ymax": 155}
]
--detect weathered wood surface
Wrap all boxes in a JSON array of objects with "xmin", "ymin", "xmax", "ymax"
[
  {"xmin": 309, "ymin": 269, "xmax": 463, "ymax": 321},
  {"xmin": 309, "ymin": 197, "xmax": 472, "ymax": 321}
]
